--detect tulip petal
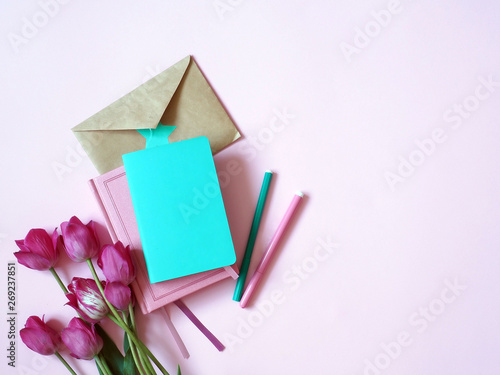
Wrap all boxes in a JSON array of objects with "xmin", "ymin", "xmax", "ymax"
[
  {"xmin": 51, "ymin": 229, "xmax": 58, "ymax": 249},
  {"xmin": 15, "ymin": 240, "xmax": 30, "ymax": 252},
  {"xmin": 24, "ymin": 229, "xmax": 56, "ymax": 260},
  {"xmin": 98, "ymin": 242, "xmax": 136, "ymax": 285},
  {"xmin": 104, "ymin": 282, "xmax": 131, "ymax": 311},
  {"xmin": 14, "ymin": 251, "xmax": 52, "ymax": 270},
  {"xmin": 65, "ymin": 292, "xmax": 93, "ymax": 323},
  {"xmin": 49, "ymin": 229, "xmax": 61, "ymax": 265},
  {"xmin": 78, "ymin": 289, "xmax": 107, "ymax": 319},
  {"xmin": 86, "ymin": 220, "xmax": 100, "ymax": 248},
  {"xmin": 60, "ymin": 221, "xmax": 68, "ymax": 234},
  {"xmin": 20, "ymin": 328, "xmax": 56, "ymax": 355},
  {"xmin": 55, "ymin": 235, "xmax": 65, "ymax": 257},
  {"xmin": 20, "ymin": 316, "xmax": 60, "ymax": 356},
  {"xmin": 65, "ymin": 292, "xmax": 79, "ymax": 309},
  {"xmin": 98, "ymin": 245, "xmax": 123, "ymax": 280},
  {"xmin": 65, "ymin": 335, "xmax": 95, "ymax": 359},
  {"xmin": 61, "ymin": 318, "xmax": 103, "ymax": 360},
  {"xmin": 62, "ymin": 223, "xmax": 99, "ymax": 262},
  {"xmin": 67, "ymin": 317, "xmax": 83, "ymax": 330},
  {"xmin": 66, "ymin": 278, "xmax": 108, "ymax": 323},
  {"xmin": 24, "ymin": 316, "xmax": 44, "ymax": 329},
  {"xmin": 69, "ymin": 216, "xmax": 85, "ymax": 226}
]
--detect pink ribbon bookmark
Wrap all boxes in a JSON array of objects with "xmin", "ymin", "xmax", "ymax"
[{"xmin": 160, "ymin": 306, "xmax": 190, "ymax": 359}]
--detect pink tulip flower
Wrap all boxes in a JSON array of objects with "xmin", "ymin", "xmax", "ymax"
[
  {"xmin": 66, "ymin": 278, "xmax": 109, "ymax": 323},
  {"xmin": 20, "ymin": 316, "xmax": 61, "ymax": 356},
  {"xmin": 104, "ymin": 281, "xmax": 131, "ymax": 311},
  {"xmin": 61, "ymin": 318, "xmax": 103, "ymax": 360},
  {"xmin": 14, "ymin": 228, "xmax": 62, "ymax": 271},
  {"xmin": 97, "ymin": 241, "xmax": 136, "ymax": 285},
  {"xmin": 60, "ymin": 216, "xmax": 100, "ymax": 262}
]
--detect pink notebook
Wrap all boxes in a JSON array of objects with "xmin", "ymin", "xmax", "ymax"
[{"xmin": 89, "ymin": 166, "xmax": 238, "ymax": 314}]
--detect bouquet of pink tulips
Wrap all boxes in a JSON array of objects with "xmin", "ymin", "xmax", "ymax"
[{"xmin": 14, "ymin": 216, "xmax": 179, "ymax": 375}]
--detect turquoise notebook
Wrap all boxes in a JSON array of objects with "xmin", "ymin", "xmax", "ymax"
[{"xmin": 122, "ymin": 136, "xmax": 236, "ymax": 283}]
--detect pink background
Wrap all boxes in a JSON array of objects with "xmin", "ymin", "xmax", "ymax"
[{"xmin": 2, "ymin": 1, "xmax": 500, "ymax": 374}]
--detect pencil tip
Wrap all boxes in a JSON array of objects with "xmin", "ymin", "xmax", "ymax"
[{"xmin": 296, "ymin": 191, "xmax": 304, "ymax": 197}]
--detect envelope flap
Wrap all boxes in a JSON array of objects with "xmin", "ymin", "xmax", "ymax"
[
  {"xmin": 72, "ymin": 56, "xmax": 191, "ymax": 132},
  {"xmin": 162, "ymin": 58, "xmax": 241, "ymax": 154}
]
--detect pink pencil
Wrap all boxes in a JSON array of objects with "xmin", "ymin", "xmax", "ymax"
[{"xmin": 240, "ymin": 191, "xmax": 304, "ymax": 308}]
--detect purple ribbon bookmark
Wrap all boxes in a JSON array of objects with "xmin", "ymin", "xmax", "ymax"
[{"xmin": 174, "ymin": 299, "xmax": 225, "ymax": 351}]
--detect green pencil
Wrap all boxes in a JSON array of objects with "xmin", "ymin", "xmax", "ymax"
[{"xmin": 233, "ymin": 170, "xmax": 273, "ymax": 301}]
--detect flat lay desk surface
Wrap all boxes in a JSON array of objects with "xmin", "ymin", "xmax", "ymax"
[{"xmin": 1, "ymin": 1, "xmax": 500, "ymax": 374}]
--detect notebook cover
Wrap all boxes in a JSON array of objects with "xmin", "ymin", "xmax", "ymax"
[
  {"xmin": 89, "ymin": 166, "xmax": 238, "ymax": 314},
  {"xmin": 122, "ymin": 136, "xmax": 237, "ymax": 282}
]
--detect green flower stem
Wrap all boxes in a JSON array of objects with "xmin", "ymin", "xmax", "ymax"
[
  {"xmin": 86, "ymin": 259, "xmax": 123, "ymax": 323},
  {"xmin": 108, "ymin": 315, "xmax": 155, "ymax": 375},
  {"xmin": 128, "ymin": 303, "xmax": 152, "ymax": 374},
  {"xmin": 54, "ymin": 352, "xmax": 77, "ymax": 375},
  {"xmin": 87, "ymin": 260, "xmax": 168, "ymax": 375},
  {"xmin": 137, "ymin": 345, "xmax": 153, "ymax": 375},
  {"xmin": 52, "ymin": 264, "xmax": 124, "ymax": 375},
  {"xmin": 136, "ymin": 340, "xmax": 169, "ymax": 375},
  {"xmin": 122, "ymin": 312, "xmax": 148, "ymax": 375},
  {"xmin": 94, "ymin": 357, "xmax": 105, "ymax": 374},
  {"xmin": 50, "ymin": 267, "xmax": 69, "ymax": 294},
  {"xmin": 95, "ymin": 355, "xmax": 112, "ymax": 375},
  {"xmin": 128, "ymin": 303, "xmax": 137, "ymax": 331},
  {"xmin": 86, "ymin": 260, "xmax": 149, "ymax": 373},
  {"xmin": 133, "ymin": 332, "xmax": 152, "ymax": 375},
  {"xmin": 51, "ymin": 267, "xmax": 84, "ymax": 322},
  {"xmin": 128, "ymin": 331, "xmax": 148, "ymax": 375},
  {"xmin": 98, "ymin": 353, "xmax": 114, "ymax": 375},
  {"xmin": 51, "ymin": 268, "xmax": 79, "ymax": 326},
  {"xmin": 53, "ymin": 263, "xmax": 119, "ymax": 374},
  {"xmin": 107, "ymin": 314, "xmax": 166, "ymax": 375}
]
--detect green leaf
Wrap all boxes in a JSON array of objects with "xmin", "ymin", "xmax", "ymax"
[
  {"xmin": 124, "ymin": 330, "xmax": 130, "ymax": 354},
  {"xmin": 177, "ymin": 364, "xmax": 182, "ymax": 375},
  {"xmin": 124, "ymin": 348, "xmax": 139, "ymax": 375},
  {"xmin": 95, "ymin": 324, "xmax": 124, "ymax": 375}
]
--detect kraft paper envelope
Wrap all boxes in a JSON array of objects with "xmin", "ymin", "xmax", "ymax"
[{"xmin": 72, "ymin": 55, "xmax": 240, "ymax": 174}]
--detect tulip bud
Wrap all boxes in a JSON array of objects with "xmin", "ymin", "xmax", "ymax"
[
  {"xmin": 14, "ymin": 228, "xmax": 61, "ymax": 271},
  {"xmin": 61, "ymin": 318, "xmax": 103, "ymax": 360},
  {"xmin": 104, "ymin": 282, "xmax": 131, "ymax": 311},
  {"xmin": 20, "ymin": 316, "xmax": 61, "ymax": 356},
  {"xmin": 60, "ymin": 216, "xmax": 100, "ymax": 262},
  {"xmin": 98, "ymin": 241, "xmax": 136, "ymax": 285},
  {"xmin": 66, "ymin": 278, "xmax": 109, "ymax": 323}
]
